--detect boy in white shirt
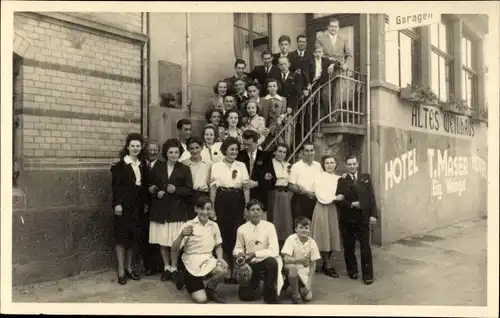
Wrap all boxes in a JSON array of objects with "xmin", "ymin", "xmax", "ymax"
[{"xmin": 281, "ymin": 216, "xmax": 321, "ymax": 304}]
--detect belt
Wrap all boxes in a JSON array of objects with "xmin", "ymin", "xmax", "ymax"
[
  {"xmin": 194, "ymin": 189, "xmax": 209, "ymax": 194},
  {"xmin": 274, "ymin": 186, "xmax": 289, "ymax": 192},
  {"xmin": 217, "ymin": 187, "xmax": 242, "ymax": 192}
]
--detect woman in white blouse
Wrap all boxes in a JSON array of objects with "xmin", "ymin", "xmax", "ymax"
[
  {"xmin": 310, "ymin": 155, "xmax": 344, "ymax": 278},
  {"xmin": 268, "ymin": 143, "xmax": 293, "ymax": 246},
  {"xmin": 210, "ymin": 136, "xmax": 250, "ymax": 281},
  {"xmin": 200, "ymin": 124, "xmax": 223, "ymax": 164}
]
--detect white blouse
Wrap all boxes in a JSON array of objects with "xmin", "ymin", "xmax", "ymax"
[
  {"xmin": 123, "ymin": 155, "xmax": 142, "ymax": 186},
  {"xmin": 272, "ymin": 158, "xmax": 291, "ymax": 187},
  {"xmin": 200, "ymin": 142, "xmax": 223, "ymax": 164},
  {"xmin": 210, "ymin": 159, "xmax": 249, "ymax": 188},
  {"xmin": 313, "ymin": 171, "xmax": 340, "ymax": 205}
]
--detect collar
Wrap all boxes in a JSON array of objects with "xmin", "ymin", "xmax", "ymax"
[
  {"xmin": 264, "ymin": 94, "xmax": 284, "ymax": 101},
  {"xmin": 297, "ymin": 50, "xmax": 306, "ymax": 55},
  {"xmin": 294, "ymin": 233, "xmax": 310, "ymax": 245},
  {"xmin": 193, "ymin": 217, "xmax": 213, "ymax": 226},
  {"xmin": 148, "ymin": 159, "xmax": 158, "ymax": 165},
  {"xmin": 282, "ymin": 71, "xmax": 290, "ymax": 78},
  {"xmin": 124, "ymin": 155, "xmax": 140, "ymax": 166},
  {"xmin": 280, "ymin": 53, "xmax": 288, "ymax": 57},
  {"xmin": 248, "ymin": 149, "xmax": 257, "ymax": 157},
  {"xmin": 187, "ymin": 157, "xmax": 208, "ymax": 165},
  {"xmin": 329, "ymin": 33, "xmax": 337, "ymax": 39}
]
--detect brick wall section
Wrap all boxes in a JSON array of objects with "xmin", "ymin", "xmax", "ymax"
[
  {"xmin": 66, "ymin": 12, "xmax": 143, "ymax": 34},
  {"xmin": 14, "ymin": 13, "xmax": 142, "ymax": 158}
]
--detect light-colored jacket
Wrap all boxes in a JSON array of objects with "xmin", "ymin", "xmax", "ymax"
[{"xmin": 315, "ymin": 31, "xmax": 353, "ymax": 65}]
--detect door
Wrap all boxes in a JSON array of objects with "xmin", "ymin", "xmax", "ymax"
[{"xmin": 306, "ymin": 14, "xmax": 361, "ymax": 72}]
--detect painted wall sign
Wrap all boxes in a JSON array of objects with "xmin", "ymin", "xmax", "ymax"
[
  {"xmin": 411, "ymin": 105, "xmax": 475, "ymax": 137},
  {"xmin": 385, "ymin": 148, "xmax": 419, "ymax": 191},
  {"xmin": 387, "ymin": 13, "xmax": 441, "ymax": 31}
]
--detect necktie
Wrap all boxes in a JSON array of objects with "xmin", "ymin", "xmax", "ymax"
[
  {"xmin": 148, "ymin": 161, "xmax": 153, "ymax": 170},
  {"xmin": 351, "ymin": 173, "xmax": 357, "ymax": 182},
  {"xmin": 299, "ymin": 52, "xmax": 303, "ymax": 58},
  {"xmin": 266, "ymin": 66, "xmax": 269, "ymax": 74},
  {"xmin": 249, "ymin": 152, "xmax": 255, "ymax": 176}
]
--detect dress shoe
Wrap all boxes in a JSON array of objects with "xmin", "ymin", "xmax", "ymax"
[
  {"xmin": 348, "ymin": 273, "xmax": 359, "ymax": 280},
  {"xmin": 363, "ymin": 278, "xmax": 373, "ymax": 285},
  {"xmin": 160, "ymin": 270, "xmax": 171, "ymax": 281},
  {"xmin": 323, "ymin": 267, "xmax": 339, "ymax": 278},
  {"xmin": 206, "ymin": 288, "xmax": 227, "ymax": 303},
  {"xmin": 174, "ymin": 271, "xmax": 185, "ymax": 290},
  {"xmin": 126, "ymin": 270, "xmax": 140, "ymax": 280},
  {"xmin": 118, "ymin": 274, "xmax": 127, "ymax": 285}
]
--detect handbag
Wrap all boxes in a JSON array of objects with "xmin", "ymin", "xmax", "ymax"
[{"xmin": 234, "ymin": 256, "xmax": 253, "ymax": 285}]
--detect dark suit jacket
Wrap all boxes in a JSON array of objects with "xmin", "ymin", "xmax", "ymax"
[
  {"xmin": 250, "ymin": 65, "xmax": 281, "ymax": 95},
  {"xmin": 145, "ymin": 159, "xmax": 164, "ymax": 206},
  {"xmin": 289, "ymin": 50, "xmax": 312, "ymax": 85},
  {"xmin": 335, "ymin": 173, "xmax": 378, "ymax": 224},
  {"xmin": 148, "ymin": 161, "xmax": 193, "ymax": 223},
  {"xmin": 111, "ymin": 159, "xmax": 148, "ymax": 218},
  {"xmin": 236, "ymin": 149, "xmax": 277, "ymax": 210},
  {"xmin": 278, "ymin": 71, "xmax": 305, "ymax": 110},
  {"xmin": 308, "ymin": 57, "xmax": 334, "ymax": 86}
]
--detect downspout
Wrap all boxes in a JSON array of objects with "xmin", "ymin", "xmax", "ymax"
[
  {"xmin": 366, "ymin": 13, "xmax": 371, "ymax": 174},
  {"xmin": 140, "ymin": 12, "xmax": 144, "ymax": 135},
  {"xmin": 146, "ymin": 12, "xmax": 151, "ymax": 138},
  {"xmin": 186, "ymin": 13, "xmax": 192, "ymax": 117}
]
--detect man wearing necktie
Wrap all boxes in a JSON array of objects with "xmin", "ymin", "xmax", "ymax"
[
  {"xmin": 142, "ymin": 140, "xmax": 164, "ymax": 276},
  {"xmin": 335, "ymin": 155, "xmax": 378, "ymax": 285},
  {"xmin": 237, "ymin": 130, "xmax": 277, "ymax": 217},
  {"xmin": 250, "ymin": 51, "xmax": 281, "ymax": 96},
  {"xmin": 289, "ymin": 35, "xmax": 311, "ymax": 87}
]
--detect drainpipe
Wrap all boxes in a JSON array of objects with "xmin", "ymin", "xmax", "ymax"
[
  {"xmin": 140, "ymin": 12, "xmax": 144, "ymax": 135},
  {"xmin": 186, "ymin": 13, "xmax": 192, "ymax": 117},
  {"xmin": 146, "ymin": 12, "xmax": 151, "ymax": 138},
  {"xmin": 366, "ymin": 13, "xmax": 371, "ymax": 174}
]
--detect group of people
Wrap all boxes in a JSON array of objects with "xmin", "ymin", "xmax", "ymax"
[
  {"xmin": 110, "ymin": 19, "xmax": 375, "ymax": 305},
  {"xmin": 203, "ymin": 18, "xmax": 353, "ymax": 150}
]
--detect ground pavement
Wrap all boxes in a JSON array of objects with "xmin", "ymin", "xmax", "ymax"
[{"xmin": 12, "ymin": 217, "xmax": 487, "ymax": 306}]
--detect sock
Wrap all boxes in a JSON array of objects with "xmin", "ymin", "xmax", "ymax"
[
  {"xmin": 171, "ymin": 266, "xmax": 178, "ymax": 272},
  {"xmin": 164, "ymin": 265, "xmax": 170, "ymax": 272}
]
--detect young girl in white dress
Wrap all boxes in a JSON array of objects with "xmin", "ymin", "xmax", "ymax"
[{"xmin": 310, "ymin": 154, "xmax": 344, "ymax": 278}]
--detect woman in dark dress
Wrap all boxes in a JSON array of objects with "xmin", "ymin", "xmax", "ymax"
[
  {"xmin": 148, "ymin": 138, "xmax": 194, "ymax": 282},
  {"xmin": 209, "ymin": 137, "xmax": 250, "ymax": 282},
  {"xmin": 111, "ymin": 133, "xmax": 148, "ymax": 285}
]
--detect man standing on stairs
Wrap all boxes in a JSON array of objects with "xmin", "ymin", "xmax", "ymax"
[
  {"xmin": 288, "ymin": 35, "xmax": 311, "ymax": 87},
  {"xmin": 335, "ymin": 155, "xmax": 378, "ymax": 285},
  {"xmin": 288, "ymin": 142, "xmax": 322, "ymax": 221}
]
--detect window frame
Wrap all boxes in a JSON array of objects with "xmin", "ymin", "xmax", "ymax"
[
  {"xmin": 430, "ymin": 16, "xmax": 454, "ymax": 102},
  {"xmin": 233, "ymin": 13, "xmax": 272, "ymax": 70},
  {"xmin": 461, "ymin": 31, "xmax": 478, "ymax": 109},
  {"xmin": 384, "ymin": 15, "xmax": 421, "ymax": 87}
]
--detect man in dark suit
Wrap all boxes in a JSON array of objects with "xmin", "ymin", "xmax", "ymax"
[
  {"xmin": 277, "ymin": 56, "xmax": 307, "ymax": 111},
  {"xmin": 224, "ymin": 59, "xmax": 251, "ymax": 93},
  {"xmin": 272, "ymin": 35, "xmax": 293, "ymax": 68},
  {"xmin": 335, "ymin": 155, "xmax": 378, "ymax": 285},
  {"xmin": 143, "ymin": 140, "xmax": 164, "ymax": 276},
  {"xmin": 288, "ymin": 35, "xmax": 311, "ymax": 86},
  {"xmin": 250, "ymin": 51, "xmax": 281, "ymax": 96},
  {"xmin": 237, "ymin": 130, "xmax": 277, "ymax": 215}
]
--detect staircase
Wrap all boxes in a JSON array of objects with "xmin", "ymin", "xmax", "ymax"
[{"xmin": 264, "ymin": 69, "xmax": 367, "ymax": 162}]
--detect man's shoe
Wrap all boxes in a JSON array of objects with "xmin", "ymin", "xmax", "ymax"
[
  {"xmin": 126, "ymin": 270, "xmax": 140, "ymax": 280},
  {"xmin": 348, "ymin": 273, "xmax": 359, "ymax": 280},
  {"xmin": 323, "ymin": 267, "xmax": 339, "ymax": 278},
  {"xmin": 160, "ymin": 270, "xmax": 171, "ymax": 282},
  {"xmin": 363, "ymin": 278, "xmax": 373, "ymax": 285},
  {"xmin": 206, "ymin": 288, "xmax": 227, "ymax": 303},
  {"xmin": 118, "ymin": 274, "xmax": 127, "ymax": 285}
]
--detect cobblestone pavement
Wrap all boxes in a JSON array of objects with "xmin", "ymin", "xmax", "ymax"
[{"xmin": 12, "ymin": 217, "xmax": 487, "ymax": 306}]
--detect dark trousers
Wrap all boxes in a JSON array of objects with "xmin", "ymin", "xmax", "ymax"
[
  {"xmin": 139, "ymin": 213, "xmax": 163, "ymax": 272},
  {"xmin": 238, "ymin": 257, "xmax": 279, "ymax": 304},
  {"xmin": 291, "ymin": 193, "xmax": 316, "ymax": 221},
  {"xmin": 340, "ymin": 219, "xmax": 373, "ymax": 279}
]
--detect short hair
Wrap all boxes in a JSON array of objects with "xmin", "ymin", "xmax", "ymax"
[
  {"xmin": 220, "ymin": 136, "xmax": 241, "ymax": 155},
  {"xmin": 278, "ymin": 35, "xmax": 291, "ymax": 44},
  {"xmin": 161, "ymin": 138, "xmax": 184, "ymax": 159},
  {"xmin": 223, "ymin": 94, "xmax": 236, "ymax": 101},
  {"xmin": 194, "ymin": 196, "xmax": 213, "ymax": 209},
  {"xmin": 245, "ymin": 99, "xmax": 259, "ymax": 110},
  {"xmin": 177, "ymin": 118, "xmax": 192, "ymax": 130},
  {"xmin": 321, "ymin": 154, "xmax": 337, "ymax": 171},
  {"xmin": 273, "ymin": 142, "xmax": 289, "ymax": 155},
  {"xmin": 296, "ymin": 34, "xmax": 307, "ymax": 42},
  {"xmin": 345, "ymin": 154, "xmax": 359, "ymax": 163},
  {"xmin": 186, "ymin": 136, "xmax": 204, "ymax": 148},
  {"xmin": 234, "ymin": 59, "xmax": 247, "ymax": 68},
  {"xmin": 313, "ymin": 45, "xmax": 324, "ymax": 52},
  {"xmin": 301, "ymin": 141, "xmax": 315, "ymax": 151},
  {"xmin": 242, "ymin": 129, "xmax": 259, "ymax": 143},
  {"xmin": 261, "ymin": 51, "xmax": 272, "ymax": 58},
  {"xmin": 146, "ymin": 139, "xmax": 160, "ymax": 149},
  {"xmin": 246, "ymin": 199, "xmax": 264, "ymax": 211},
  {"xmin": 213, "ymin": 80, "xmax": 228, "ymax": 94},
  {"xmin": 329, "ymin": 18, "xmax": 340, "ymax": 26},
  {"xmin": 246, "ymin": 82, "xmax": 260, "ymax": 92},
  {"xmin": 294, "ymin": 216, "xmax": 311, "ymax": 228},
  {"xmin": 205, "ymin": 108, "xmax": 223, "ymax": 123},
  {"xmin": 278, "ymin": 56, "xmax": 291, "ymax": 64}
]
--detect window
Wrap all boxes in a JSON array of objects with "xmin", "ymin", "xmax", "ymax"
[
  {"xmin": 234, "ymin": 13, "xmax": 272, "ymax": 70},
  {"xmin": 384, "ymin": 18, "xmax": 421, "ymax": 87},
  {"xmin": 461, "ymin": 35, "xmax": 478, "ymax": 108},
  {"xmin": 430, "ymin": 18, "xmax": 453, "ymax": 102}
]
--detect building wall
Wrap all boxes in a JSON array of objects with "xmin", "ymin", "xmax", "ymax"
[
  {"xmin": 271, "ymin": 14, "xmax": 306, "ymax": 52},
  {"xmin": 12, "ymin": 12, "xmax": 146, "ymax": 285},
  {"xmin": 369, "ymin": 85, "xmax": 488, "ymax": 244}
]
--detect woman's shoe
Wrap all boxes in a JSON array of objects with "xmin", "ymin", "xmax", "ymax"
[
  {"xmin": 126, "ymin": 270, "xmax": 140, "ymax": 280},
  {"xmin": 161, "ymin": 270, "xmax": 171, "ymax": 281},
  {"xmin": 118, "ymin": 274, "xmax": 127, "ymax": 285},
  {"xmin": 323, "ymin": 267, "xmax": 339, "ymax": 278}
]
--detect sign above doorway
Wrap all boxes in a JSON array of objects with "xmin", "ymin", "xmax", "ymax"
[{"xmin": 387, "ymin": 13, "xmax": 441, "ymax": 31}]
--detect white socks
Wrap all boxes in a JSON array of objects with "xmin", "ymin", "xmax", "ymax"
[{"xmin": 164, "ymin": 265, "xmax": 178, "ymax": 272}]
